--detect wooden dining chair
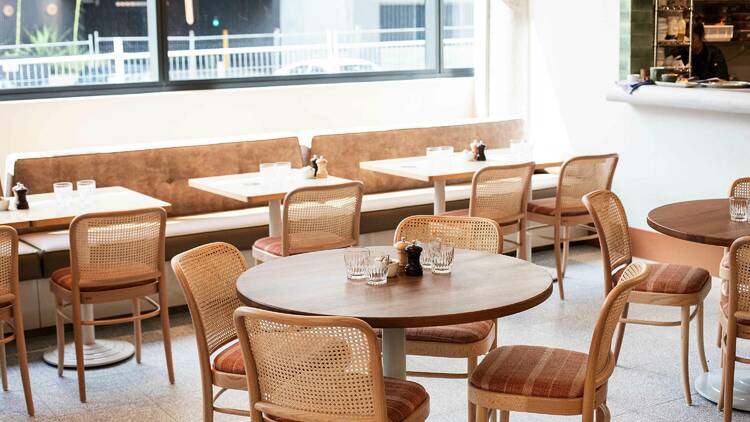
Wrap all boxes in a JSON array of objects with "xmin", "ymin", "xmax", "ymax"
[
  {"xmin": 583, "ymin": 190, "xmax": 711, "ymax": 405},
  {"xmin": 252, "ymin": 181, "xmax": 364, "ymax": 263},
  {"xmin": 441, "ymin": 162, "xmax": 535, "ymax": 260},
  {"xmin": 171, "ymin": 242, "xmax": 250, "ymax": 421},
  {"xmin": 0, "ymin": 226, "xmax": 34, "ymax": 416},
  {"xmin": 527, "ymin": 153, "xmax": 619, "ymax": 299},
  {"xmin": 233, "ymin": 307, "xmax": 430, "ymax": 422},
  {"xmin": 470, "ymin": 262, "xmax": 649, "ymax": 422},
  {"xmin": 50, "ymin": 208, "xmax": 174, "ymax": 402},
  {"xmin": 718, "ymin": 236, "xmax": 750, "ymax": 420},
  {"xmin": 394, "ymin": 215, "xmax": 501, "ymax": 422}
]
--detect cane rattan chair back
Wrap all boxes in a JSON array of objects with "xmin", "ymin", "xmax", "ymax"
[
  {"xmin": 583, "ymin": 190, "xmax": 633, "ymax": 293},
  {"xmin": 69, "ymin": 208, "xmax": 166, "ymax": 288},
  {"xmin": 172, "ymin": 242, "xmax": 248, "ymax": 357},
  {"xmin": 234, "ymin": 307, "xmax": 389, "ymax": 422},
  {"xmin": 731, "ymin": 178, "xmax": 750, "ymax": 199},
  {"xmin": 0, "ymin": 227, "xmax": 16, "ymax": 297},
  {"xmin": 557, "ymin": 154, "xmax": 619, "ymax": 214},
  {"xmin": 727, "ymin": 237, "xmax": 750, "ymax": 318},
  {"xmin": 470, "ymin": 162, "xmax": 535, "ymax": 223},
  {"xmin": 282, "ymin": 181, "xmax": 364, "ymax": 256},
  {"xmin": 394, "ymin": 215, "xmax": 502, "ymax": 254}
]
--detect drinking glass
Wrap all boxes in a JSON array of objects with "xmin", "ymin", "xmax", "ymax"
[
  {"xmin": 426, "ymin": 146, "xmax": 441, "ymax": 163},
  {"xmin": 344, "ymin": 248, "xmax": 370, "ymax": 280},
  {"xmin": 366, "ymin": 254, "xmax": 390, "ymax": 286},
  {"xmin": 275, "ymin": 162, "xmax": 292, "ymax": 184},
  {"xmin": 730, "ymin": 196, "xmax": 749, "ymax": 222},
  {"xmin": 53, "ymin": 182, "xmax": 73, "ymax": 207},
  {"xmin": 77, "ymin": 180, "xmax": 96, "ymax": 205},
  {"xmin": 510, "ymin": 139, "xmax": 532, "ymax": 161},
  {"xmin": 259, "ymin": 163, "xmax": 275, "ymax": 184},
  {"xmin": 432, "ymin": 243, "xmax": 455, "ymax": 274}
]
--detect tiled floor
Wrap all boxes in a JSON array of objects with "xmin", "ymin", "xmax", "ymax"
[{"xmin": 1, "ymin": 245, "xmax": 749, "ymax": 421}]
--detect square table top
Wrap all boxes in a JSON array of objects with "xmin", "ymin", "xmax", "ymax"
[
  {"xmin": 189, "ymin": 171, "xmax": 353, "ymax": 205},
  {"xmin": 0, "ymin": 186, "xmax": 171, "ymax": 231},
  {"xmin": 359, "ymin": 148, "xmax": 563, "ymax": 182}
]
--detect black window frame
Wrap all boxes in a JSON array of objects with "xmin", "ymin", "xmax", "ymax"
[{"xmin": 0, "ymin": 0, "xmax": 474, "ymax": 101}]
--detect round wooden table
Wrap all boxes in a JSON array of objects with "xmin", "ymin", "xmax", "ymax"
[
  {"xmin": 648, "ymin": 198, "xmax": 750, "ymax": 410},
  {"xmin": 236, "ymin": 247, "xmax": 553, "ymax": 379}
]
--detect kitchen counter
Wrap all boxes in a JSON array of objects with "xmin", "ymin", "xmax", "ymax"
[{"xmin": 606, "ymin": 83, "xmax": 750, "ymax": 115}]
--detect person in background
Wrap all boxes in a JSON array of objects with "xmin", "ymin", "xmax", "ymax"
[{"xmin": 682, "ymin": 21, "xmax": 729, "ymax": 80}]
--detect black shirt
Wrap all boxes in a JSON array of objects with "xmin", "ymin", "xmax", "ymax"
[{"xmin": 681, "ymin": 44, "xmax": 729, "ymax": 80}]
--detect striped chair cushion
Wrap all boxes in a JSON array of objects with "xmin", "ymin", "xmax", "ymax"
[
  {"xmin": 213, "ymin": 342, "xmax": 244, "ymax": 375},
  {"xmin": 613, "ymin": 263, "xmax": 710, "ymax": 295},
  {"xmin": 253, "ymin": 236, "xmax": 283, "ymax": 256},
  {"xmin": 470, "ymin": 345, "xmax": 588, "ymax": 399},
  {"xmin": 0, "ymin": 293, "xmax": 14, "ymax": 307},
  {"xmin": 527, "ymin": 198, "xmax": 588, "ymax": 217},
  {"xmin": 50, "ymin": 267, "xmax": 155, "ymax": 292},
  {"xmin": 440, "ymin": 209, "xmax": 469, "ymax": 217},
  {"xmin": 270, "ymin": 377, "xmax": 428, "ymax": 422},
  {"xmin": 406, "ymin": 320, "xmax": 494, "ymax": 344},
  {"xmin": 720, "ymin": 294, "xmax": 750, "ymax": 325}
]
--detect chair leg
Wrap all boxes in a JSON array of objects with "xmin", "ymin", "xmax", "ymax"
[
  {"xmin": 718, "ymin": 321, "xmax": 724, "ymax": 349},
  {"xmin": 468, "ymin": 356, "xmax": 478, "ymax": 422},
  {"xmin": 554, "ymin": 224, "xmax": 565, "ymax": 300},
  {"xmin": 518, "ymin": 219, "xmax": 528, "ymax": 261},
  {"xmin": 596, "ymin": 403, "xmax": 611, "ymax": 422},
  {"xmin": 202, "ymin": 380, "xmax": 215, "ymax": 422},
  {"xmin": 475, "ymin": 406, "xmax": 489, "ymax": 422},
  {"xmin": 0, "ymin": 324, "xmax": 7, "ymax": 392},
  {"xmin": 680, "ymin": 306, "xmax": 692, "ymax": 406},
  {"xmin": 55, "ymin": 297, "xmax": 65, "ymax": 377},
  {"xmin": 724, "ymin": 324, "xmax": 737, "ymax": 421},
  {"xmin": 499, "ymin": 410, "xmax": 510, "ymax": 422},
  {"xmin": 561, "ymin": 225, "xmax": 570, "ymax": 277},
  {"xmin": 72, "ymin": 301, "xmax": 86, "ymax": 403},
  {"xmin": 719, "ymin": 345, "xmax": 726, "ymax": 411},
  {"xmin": 132, "ymin": 298, "xmax": 142, "ymax": 364},
  {"xmin": 158, "ymin": 281, "xmax": 175, "ymax": 384},
  {"xmin": 14, "ymin": 307, "xmax": 35, "ymax": 416},
  {"xmin": 613, "ymin": 304, "xmax": 629, "ymax": 364},
  {"xmin": 696, "ymin": 302, "xmax": 709, "ymax": 373}
]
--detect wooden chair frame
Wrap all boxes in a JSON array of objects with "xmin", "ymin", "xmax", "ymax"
[
  {"xmin": 171, "ymin": 242, "xmax": 251, "ymax": 421},
  {"xmin": 583, "ymin": 190, "xmax": 709, "ymax": 405},
  {"xmin": 233, "ymin": 307, "xmax": 429, "ymax": 422},
  {"xmin": 51, "ymin": 208, "xmax": 174, "ymax": 403},
  {"xmin": 527, "ymin": 153, "xmax": 619, "ymax": 300},
  {"xmin": 253, "ymin": 181, "xmax": 364, "ymax": 263},
  {"xmin": 0, "ymin": 226, "xmax": 34, "ymax": 415},
  {"xmin": 470, "ymin": 262, "xmax": 650, "ymax": 422}
]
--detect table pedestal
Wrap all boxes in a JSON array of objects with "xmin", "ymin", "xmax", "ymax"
[
  {"xmin": 382, "ymin": 328, "xmax": 406, "ymax": 380},
  {"xmin": 268, "ymin": 199, "xmax": 283, "ymax": 237},
  {"xmin": 42, "ymin": 304, "xmax": 134, "ymax": 368},
  {"xmin": 695, "ymin": 370, "xmax": 750, "ymax": 411},
  {"xmin": 433, "ymin": 181, "xmax": 446, "ymax": 215}
]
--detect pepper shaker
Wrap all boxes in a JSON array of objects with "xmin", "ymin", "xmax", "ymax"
[
  {"xmin": 12, "ymin": 182, "xmax": 29, "ymax": 210},
  {"xmin": 310, "ymin": 155, "xmax": 319, "ymax": 178},
  {"xmin": 476, "ymin": 141, "xmax": 487, "ymax": 161},
  {"xmin": 404, "ymin": 241, "xmax": 423, "ymax": 277}
]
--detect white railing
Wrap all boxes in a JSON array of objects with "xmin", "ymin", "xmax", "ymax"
[{"xmin": 0, "ymin": 27, "xmax": 473, "ymax": 88}]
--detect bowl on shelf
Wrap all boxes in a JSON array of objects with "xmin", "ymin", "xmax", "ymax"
[{"xmin": 661, "ymin": 73, "xmax": 679, "ymax": 83}]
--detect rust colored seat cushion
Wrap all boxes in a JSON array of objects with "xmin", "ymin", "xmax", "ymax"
[
  {"xmin": 270, "ymin": 377, "xmax": 428, "ymax": 422},
  {"xmin": 470, "ymin": 345, "xmax": 589, "ymax": 399},
  {"xmin": 253, "ymin": 236, "xmax": 283, "ymax": 256},
  {"xmin": 440, "ymin": 209, "xmax": 470, "ymax": 217},
  {"xmin": 613, "ymin": 263, "xmax": 710, "ymax": 295},
  {"xmin": 50, "ymin": 267, "xmax": 155, "ymax": 292},
  {"xmin": 527, "ymin": 198, "xmax": 588, "ymax": 217},
  {"xmin": 0, "ymin": 293, "xmax": 15, "ymax": 307},
  {"xmin": 253, "ymin": 232, "xmax": 353, "ymax": 257},
  {"xmin": 405, "ymin": 320, "xmax": 494, "ymax": 344},
  {"xmin": 213, "ymin": 342, "xmax": 244, "ymax": 375},
  {"xmin": 720, "ymin": 293, "xmax": 750, "ymax": 325}
]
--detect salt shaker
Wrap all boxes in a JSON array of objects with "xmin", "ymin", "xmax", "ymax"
[
  {"xmin": 12, "ymin": 182, "xmax": 29, "ymax": 210},
  {"xmin": 404, "ymin": 241, "xmax": 423, "ymax": 277},
  {"xmin": 316, "ymin": 156, "xmax": 329, "ymax": 178},
  {"xmin": 394, "ymin": 237, "xmax": 409, "ymax": 273}
]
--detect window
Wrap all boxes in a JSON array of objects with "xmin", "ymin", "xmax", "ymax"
[
  {"xmin": 0, "ymin": 0, "xmax": 158, "ymax": 89},
  {"xmin": 0, "ymin": 0, "xmax": 474, "ymax": 96}
]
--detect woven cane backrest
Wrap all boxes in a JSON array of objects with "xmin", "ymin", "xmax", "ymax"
[
  {"xmin": 729, "ymin": 238, "xmax": 750, "ymax": 317},
  {"xmin": 583, "ymin": 190, "xmax": 633, "ymax": 290},
  {"xmin": 557, "ymin": 154, "xmax": 618, "ymax": 213},
  {"xmin": 283, "ymin": 182, "xmax": 364, "ymax": 256},
  {"xmin": 234, "ymin": 308, "xmax": 387, "ymax": 422},
  {"xmin": 470, "ymin": 162, "xmax": 535, "ymax": 223},
  {"xmin": 172, "ymin": 243, "xmax": 248, "ymax": 355},
  {"xmin": 69, "ymin": 208, "xmax": 165, "ymax": 285},
  {"xmin": 0, "ymin": 227, "xmax": 18, "ymax": 296},
  {"xmin": 394, "ymin": 215, "xmax": 502, "ymax": 254},
  {"xmin": 586, "ymin": 262, "xmax": 648, "ymax": 382},
  {"xmin": 730, "ymin": 178, "xmax": 750, "ymax": 198}
]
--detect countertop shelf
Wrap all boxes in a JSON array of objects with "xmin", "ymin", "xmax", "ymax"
[{"xmin": 606, "ymin": 82, "xmax": 750, "ymax": 115}]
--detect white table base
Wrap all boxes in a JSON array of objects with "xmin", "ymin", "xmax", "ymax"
[
  {"xmin": 42, "ymin": 304, "xmax": 134, "ymax": 368},
  {"xmin": 433, "ymin": 181, "xmax": 446, "ymax": 215},
  {"xmin": 696, "ymin": 369, "xmax": 750, "ymax": 411},
  {"xmin": 382, "ymin": 328, "xmax": 406, "ymax": 380},
  {"xmin": 268, "ymin": 199, "xmax": 282, "ymax": 237}
]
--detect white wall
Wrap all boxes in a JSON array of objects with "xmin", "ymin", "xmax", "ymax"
[
  {"xmin": 1, "ymin": 77, "xmax": 476, "ymax": 177},
  {"xmin": 526, "ymin": 0, "xmax": 750, "ymax": 230}
]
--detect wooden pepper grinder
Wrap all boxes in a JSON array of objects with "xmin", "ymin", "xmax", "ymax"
[
  {"xmin": 316, "ymin": 156, "xmax": 329, "ymax": 178},
  {"xmin": 12, "ymin": 182, "xmax": 29, "ymax": 210},
  {"xmin": 404, "ymin": 241, "xmax": 423, "ymax": 276},
  {"xmin": 310, "ymin": 155, "xmax": 319, "ymax": 178},
  {"xmin": 476, "ymin": 141, "xmax": 487, "ymax": 161},
  {"xmin": 394, "ymin": 237, "xmax": 409, "ymax": 274}
]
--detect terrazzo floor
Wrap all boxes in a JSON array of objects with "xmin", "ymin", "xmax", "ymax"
[{"xmin": 1, "ymin": 245, "xmax": 749, "ymax": 421}]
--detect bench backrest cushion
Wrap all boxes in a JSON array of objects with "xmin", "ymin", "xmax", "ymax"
[
  {"xmin": 11, "ymin": 137, "xmax": 303, "ymax": 216},
  {"xmin": 309, "ymin": 119, "xmax": 524, "ymax": 194}
]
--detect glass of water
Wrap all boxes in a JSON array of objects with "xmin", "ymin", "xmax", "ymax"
[
  {"xmin": 366, "ymin": 254, "xmax": 390, "ymax": 286},
  {"xmin": 419, "ymin": 239, "xmax": 437, "ymax": 269},
  {"xmin": 259, "ymin": 163, "xmax": 275, "ymax": 184},
  {"xmin": 432, "ymin": 243, "xmax": 455, "ymax": 274},
  {"xmin": 344, "ymin": 248, "xmax": 370, "ymax": 280},
  {"xmin": 77, "ymin": 180, "xmax": 96, "ymax": 205},
  {"xmin": 53, "ymin": 182, "xmax": 74, "ymax": 207},
  {"xmin": 730, "ymin": 196, "xmax": 749, "ymax": 222}
]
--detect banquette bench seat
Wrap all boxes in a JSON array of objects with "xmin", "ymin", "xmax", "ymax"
[{"xmin": 8, "ymin": 119, "xmax": 558, "ymax": 284}]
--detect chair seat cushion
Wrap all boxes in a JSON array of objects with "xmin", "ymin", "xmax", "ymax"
[
  {"xmin": 0, "ymin": 293, "xmax": 14, "ymax": 307},
  {"xmin": 720, "ymin": 293, "xmax": 750, "ymax": 325},
  {"xmin": 613, "ymin": 263, "xmax": 710, "ymax": 295},
  {"xmin": 470, "ymin": 345, "xmax": 588, "ymax": 399},
  {"xmin": 721, "ymin": 253, "xmax": 730, "ymax": 280},
  {"xmin": 253, "ymin": 236, "xmax": 283, "ymax": 256},
  {"xmin": 50, "ymin": 267, "xmax": 155, "ymax": 292},
  {"xmin": 527, "ymin": 198, "xmax": 588, "ymax": 217},
  {"xmin": 213, "ymin": 341, "xmax": 245, "ymax": 375},
  {"xmin": 405, "ymin": 320, "xmax": 494, "ymax": 344},
  {"xmin": 441, "ymin": 209, "xmax": 470, "ymax": 217},
  {"xmin": 253, "ymin": 232, "xmax": 352, "ymax": 257},
  {"xmin": 271, "ymin": 377, "xmax": 428, "ymax": 422}
]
